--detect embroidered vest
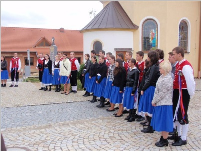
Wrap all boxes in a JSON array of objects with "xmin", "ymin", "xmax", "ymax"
[
  {"xmin": 11, "ymin": 57, "xmax": 19, "ymax": 68},
  {"xmin": 70, "ymin": 58, "xmax": 77, "ymax": 71}
]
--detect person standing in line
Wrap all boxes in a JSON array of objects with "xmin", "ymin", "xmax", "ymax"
[
  {"xmin": 52, "ymin": 55, "xmax": 61, "ymax": 92},
  {"xmin": 59, "ymin": 54, "xmax": 71, "ymax": 95},
  {"xmin": 1, "ymin": 56, "xmax": 9, "ymax": 87},
  {"xmin": 168, "ymin": 47, "xmax": 195, "ymax": 146},
  {"xmin": 42, "ymin": 54, "xmax": 52, "ymax": 91},
  {"xmin": 36, "ymin": 53, "xmax": 45, "ymax": 90},
  {"xmin": 123, "ymin": 58, "xmax": 139, "ymax": 122},
  {"xmin": 150, "ymin": 61, "xmax": 173, "ymax": 147},
  {"xmin": 168, "ymin": 52, "xmax": 178, "ymax": 79},
  {"xmin": 117, "ymin": 53, "xmax": 129, "ymax": 72},
  {"xmin": 9, "ymin": 53, "xmax": 21, "ymax": 87},
  {"xmin": 83, "ymin": 54, "xmax": 92, "ymax": 97},
  {"xmin": 105, "ymin": 52, "xmax": 112, "ymax": 67},
  {"xmin": 155, "ymin": 49, "xmax": 164, "ymax": 64},
  {"xmin": 99, "ymin": 50, "xmax": 106, "ymax": 64},
  {"xmin": 57, "ymin": 51, "xmax": 64, "ymax": 91},
  {"xmin": 69, "ymin": 52, "xmax": 80, "ymax": 93},
  {"xmin": 110, "ymin": 59, "xmax": 126, "ymax": 117}
]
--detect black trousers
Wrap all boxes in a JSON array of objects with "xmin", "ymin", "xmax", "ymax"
[
  {"xmin": 173, "ymin": 89, "xmax": 190, "ymax": 124},
  {"xmin": 39, "ymin": 70, "xmax": 43, "ymax": 82},
  {"xmin": 70, "ymin": 70, "xmax": 77, "ymax": 86},
  {"xmin": 11, "ymin": 68, "xmax": 19, "ymax": 81}
]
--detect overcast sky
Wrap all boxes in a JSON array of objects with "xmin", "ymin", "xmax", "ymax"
[{"xmin": 1, "ymin": 1, "xmax": 103, "ymax": 30}]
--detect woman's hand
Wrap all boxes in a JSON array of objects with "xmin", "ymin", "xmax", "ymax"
[
  {"xmin": 96, "ymin": 81, "xmax": 98, "ymax": 84},
  {"xmin": 89, "ymin": 76, "xmax": 91, "ymax": 79},
  {"xmin": 152, "ymin": 103, "xmax": 156, "ymax": 106},
  {"xmin": 119, "ymin": 91, "xmax": 123, "ymax": 93},
  {"xmin": 141, "ymin": 91, "xmax": 144, "ymax": 95},
  {"xmin": 131, "ymin": 94, "xmax": 134, "ymax": 96}
]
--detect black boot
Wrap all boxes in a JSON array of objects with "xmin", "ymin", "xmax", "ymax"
[
  {"xmin": 44, "ymin": 86, "xmax": 48, "ymax": 91},
  {"xmin": 155, "ymin": 137, "xmax": 168, "ymax": 147},
  {"xmin": 96, "ymin": 97, "xmax": 105, "ymax": 108},
  {"xmin": 55, "ymin": 85, "xmax": 58, "ymax": 92},
  {"xmin": 83, "ymin": 91, "xmax": 87, "ymax": 96},
  {"xmin": 39, "ymin": 87, "xmax": 44, "ymax": 90},
  {"xmin": 155, "ymin": 136, "xmax": 163, "ymax": 146},
  {"xmin": 1, "ymin": 84, "xmax": 3, "ymax": 87},
  {"xmin": 49, "ymin": 85, "xmax": 51, "ymax": 91},
  {"xmin": 141, "ymin": 116, "xmax": 154, "ymax": 133},
  {"xmin": 84, "ymin": 91, "xmax": 90, "ymax": 97},
  {"xmin": 90, "ymin": 96, "xmax": 97, "ymax": 103},
  {"xmin": 3, "ymin": 84, "xmax": 6, "ymax": 87},
  {"xmin": 58, "ymin": 85, "xmax": 61, "ymax": 92},
  {"xmin": 124, "ymin": 109, "xmax": 132, "ymax": 120},
  {"xmin": 128, "ymin": 109, "xmax": 137, "ymax": 122}
]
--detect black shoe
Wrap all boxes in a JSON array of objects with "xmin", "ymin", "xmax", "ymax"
[
  {"xmin": 172, "ymin": 138, "xmax": 187, "ymax": 146},
  {"xmin": 140, "ymin": 121, "xmax": 148, "ymax": 125},
  {"xmin": 39, "ymin": 87, "xmax": 44, "ymax": 90},
  {"xmin": 83, "ymin": 91, "xmax": 87, "ymax": 96},
  {"xmin": 49, "ymin": 86, "xmax": 51, "ymax": 91},
  {"xmin": 128, "ymin": 117, "xmax": 136, "ymax": 122},
  {"xmin": 1, "ymin": 84, "xmax": 3, "ymax": 87},
  {"xmin": 106, "ymin": 108, "xmax": 115, "ymax": 112},
  {"xmin": 9, "ymin": 84, "xmax": 14, "ymax": 87},
  {"xmin": 105, "ymin": 101, "xmax": 110, "ymax": 105},
  {"xmin": 14, "ymin": 85, "xmax": 18, "ymax": 87},
  {"xmin": 168, "ymin": 135, "xmax": 175, "ymax": 140},
  {"xmin": 84, "ymin": 92, "xmax": 90, "ymax": 97},
  {"xmin": 155, "ymin": 136, "xmax": 163, "ymax": 146},
  {"xmin": 155, "ymin": 138, "xmax": 168, "ymax": 147},
  {"xmin": 96, "ymin": 97, "xmax": 105, "ymax": 108},
  {"xmin": 136, "ymin": 117, "xmax": 145, "ymax": 122},
  {"xmin": 115, "ymin": 114, "xmax": 123, "ymax": 117},
  {"xmin": 141, "ymin": 126, "xmax": 154, "ymax": 133},
  {"xmin": 90, "ymin": 96, "xmax": 97, "ymax": 103},
  {"xmin": 44, "ymin": 86, "xmax": 47, "ymax": 91},
  {"xmin": 124, "ymin": 115, "xmax": 131, "ymax": 120},
  {"xmin": 114, "ymin": 107, "xmax": 119, "ymax": 110},
  {"xmin": 123, "ymin": 110, "xmax": 129, "ymax": 114}
]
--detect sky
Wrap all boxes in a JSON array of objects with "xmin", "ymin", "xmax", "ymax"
[{"xmin": 1, "ymin": 1, "xmax": 103, "ymax": 30}]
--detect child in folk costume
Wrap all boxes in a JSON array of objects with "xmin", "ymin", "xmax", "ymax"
[
  {"xmin": 42, "ymin": 54, "xmax": 52, "ymax": 91},
  {"xmin": 123, "ymin": 58, "xmax": 140, "ymax": 122},
  {"xmin": 59, "ymin": 54, "xmax": 71, "ymax": 95},
  {"xmin": 1, "ymin": 56, "xmax": 9, "ymax": 87},
  {"xmin": 169, "ymin": 47, "xmax": 195, "ymax": 146},
  {"xmin": 138, "ymin": 51, "xmax": 160, "ymax": 133},
  {"xmin": 89, "ymin": 56, "xmax": 99, "ymax": 103},
  {"xmin": 83, "ymin": 54, "xmax": 92, "ymax": 97},
  {"xmin": 36, "ymin": 53, "xmax": 45, "ymax": 90},
  {"xmin": 52, "ymin": 55, "xmax": 60, "ymax": 92},
  {"xmin": 104, "ymin": 55, "xmax": 116, "ymax": 111},
  {"xmin": 9, "ymin": 53, "xmax": 21, "ymax": 87},
  {"xmin": 69, "ymin": 52, "xmax": 80, "ymax": 93},
  {"xmin": 150, "ymin": 61, "xmax": 173, "ymax": 147},
  {"xmin": 93, "ymin": 56, "xmax": 108, "ymax": 107},
  {"xmin": 110, "ymin": 59, "xmax": 126, "ymax": 117}
]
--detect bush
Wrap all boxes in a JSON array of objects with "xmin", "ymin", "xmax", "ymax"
[{"xmin": 77, "ymin": 63, "xmax": 85, "ymax": 79}]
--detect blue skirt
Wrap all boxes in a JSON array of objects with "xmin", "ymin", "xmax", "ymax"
[
  {"xmin": 42, "ymin": 68, "xmax": 52, "ymax": 85},
  {"xmin": 60, "ymin": 76, "xmax": 70, "ymax": 84},
  {"xmin": 110, "ymin": 86, "xmax": 123, "ymax": 104},
  {"xmin": 103, "ymin": 77, "xmax": 113, "ymax": 99},
  {"xmin": 93, "ymin": 76, "xmax": 106, "ymax": 97},
  {"xmin": 86, "ymin": 76, "xmax": 96, "ymax": 93},
  {"xmin": 151, "ymin": 105, "xmax": 173, "ymax": 132},
  {"xmin": 52, "ymin": 69, "xmax": 60, "ymax": 85},
  {"xmin": 84, "ymin": 72, "xmax": 90, "ymax": 89},
  {"xmin": 1, "ymin": 70, "xmax": 9, "ymax": 80},
  {"xmin": 123, "ymin": 87, "xmax": 137, "ymax": 109},
  {"xmin": 138, "ymin": 86, "xmax": 155, "ymax": 116}
]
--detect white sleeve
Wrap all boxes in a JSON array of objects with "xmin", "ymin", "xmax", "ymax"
[
  {"xmin": 18, "ymin": 59, "xmax": 21, "ymax": 71},
  {"xmin": 182, "ymin": 65, "xmax": 195, "ymax": 98},
  {"xmin": 10, "ymin": 60, "xmax": 12, "ymax": 71},
  {"xmin": 36, "ymin": 60, "xmax": 38, "ymax": 69},
  {"xmin": 75, "ymin": 60, "xmax": 80, "ymax": 71},
  {"xmin": 67, "ymin": 60, "xmax": 72, "ymax": 76}
]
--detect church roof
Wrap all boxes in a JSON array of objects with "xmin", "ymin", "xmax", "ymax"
[{"xmin": 81, "ymin": 1, "xmax": 138, "ymax": 31}]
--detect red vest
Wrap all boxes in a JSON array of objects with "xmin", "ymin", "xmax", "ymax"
[
  {"xmin": 106, "ymin": 59, "xmax": 110, "ymax": 67},
  {"xmin": 70, "ymin": 58, "xmax": 77, "ymax": 71},
  {"xmin": 60, "ymin": 57, "xmax": 63, "ymax": 61},
  {"xmin": 138, "ymin": 61, "xmax": 145, "ymax": 83},
  {"xmin": 11, "ymin": 57, "xmax": 19, "ymax": 68},
  {"xmin": 124, "ymin": 61, "xmax": 129, "ymax": 72},
  {"xmin": 38, "ymin": 58, "xmax": 44, "ymax": 71},
  {"xmin": 173, "ymin": 60, "xmax": 193, "ymax": 89}
]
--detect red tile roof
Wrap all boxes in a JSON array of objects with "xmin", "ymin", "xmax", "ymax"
[{"xmin": 1, "ymin": 27, "xmax": 83, "ymax": 54}]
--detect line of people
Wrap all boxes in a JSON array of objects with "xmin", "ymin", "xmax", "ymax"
[{"xmin": 82, "ymin": 48, "xmax": 195, "ymax": 147}]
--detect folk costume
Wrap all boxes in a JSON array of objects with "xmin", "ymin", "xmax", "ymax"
[
  {"xmin": 9, "ymin": 57, "xmax": 21, "ymax": 87},
  {"xmin": 1, "ymin": 60, "xmax": 9, "ymax": 87},
  {"xmin": 59, "ymin": 58, "xmax": 71, "ymax": 84},
  {"xmin": 171, "ymin": 59, "xmax": 195, "ymax": 146},
  {"xmin": 42, "ymin": 59, "xmax": 52, "ymax": 91},
  {"xmin": 69, "ymin": 57, "xmax": 80, "ymax": 93},
  {"xmin": 52, "ymin": 60, "xmax": 60, "ymax": 92},
  {"xmin": 37, "ymin": 57, "xmax": 45, "ymax": 90},
  {"xmin": 83, "ymin": 58, "xmax": 92, "ymax": 96}
]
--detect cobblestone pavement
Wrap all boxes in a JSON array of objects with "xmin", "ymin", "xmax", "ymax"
[{"xmin": 1, "ymin": 79, "xmax": 201, "ymax": 151}]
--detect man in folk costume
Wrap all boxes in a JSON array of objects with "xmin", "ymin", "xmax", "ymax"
[
  {"xmin": 36, "ymin": 53, "xmax": 45, "ymax": 90},
  {"xmin": 99, "ymin": 50, "xmax": 107, "ymax": 64},
  {"xmin": 69, "ymin": 52, "xmax": 80, "ymax": 93},
  {"xmin": 155, "ymin": 49, "xmax": 164, "ymax": 64},
  {"xmin": 169, "ymin": 47, "xmax": 195, "ymax": 146},
  {"xmin": 105, "ymin": 52, "xmax": 112, "ymax": 67},
  {"xmin": 9, "ymin": 53, "xmax": 21, "ymax": 87}
]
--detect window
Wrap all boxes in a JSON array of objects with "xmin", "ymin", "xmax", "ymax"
[
  {"xmin": 93, "ymin": 41, "xmax": 102, "ymax": 55},
  {"xmin": 179, "ymin": 20, "xmax": 188, "ymax": 52},
  {"xmin": 25, "ymin": 57, "xmax": 34, "ymax": 66},
  {"xmin": 142, "ymin": 19, "xmax": 158, "ymax": 51}
]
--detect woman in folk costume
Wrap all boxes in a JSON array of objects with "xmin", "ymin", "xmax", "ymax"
[
  {"xmin": 83, "ymin": 54, "xmax": 92, "ymax": 97},
  {"xmin": 123, "ymin": 58, "xmax": 140, "ymax": 122},
  {"xmin": 138, "ymin": 51, "xmax": 160, "ymax": 133},
  {"xmin": 52, "ymin": 55, "xmax": 60, "ymax": 92},
  {"xmin": 104, "ymin": 55, "xmax": 116, "ymax": 111},
  {"xmin": 93, "ymin": 56, "xmax": 108, "ymax": 108},
  {"xmin": 150, "ymin": 61, "xmax": 173, "ymax": 147},
  {"xmin": 42, "ymin": 54, "xmax": 52, "ymax": 91},
  {"xmin": 1, "ymin": 56, "xmax": 9, "ymax": 87},
  {"xmin": 59, "ymin": 54, "xmax": 71, "ymax": 95},
  {"xmin": 88, "ymin": 56, "xmax": 99, "ymax": 102},
  {"xmin": 110, "ymin": 59, "xmax": 126, "ymax": 117}
]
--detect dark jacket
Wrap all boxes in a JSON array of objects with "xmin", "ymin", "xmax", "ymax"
[
  {"xmin": 138, "ymin": 68, "xmax": 148, "ymax": 93},
  {"xmin": 1, "ymin": 60, "xmax": 7, "ymax": 70},
  {"xmin": 84, "ymin": 59, "xmax": 91, "ymax": 75},
  {"xmin": 43, "ymin": 60, "xmax": 52, "ymax": 74},
  {"xmin": 112, "ymin": 67, "xmax": 126, "ymax": 91},
  {"xmin": 141, "ymin": 64, "xmax": 160, "ymax": 91},
  {"xmin": 96, "ymin": 62, "xmax": 108, "ymax": 83},
  {"xmin": 89, "ymin": 62, "xmax": 98, "ymax": 77},
  {"xmin": 126, "ymin": 67, "xmax": 140, "ymax": 94}
]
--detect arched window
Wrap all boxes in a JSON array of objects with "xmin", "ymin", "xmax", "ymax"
[
  {"xmin": 179, "ymin": 20, "xmax": 188, "ymax": 52},
  {"xmin": 142, "ymin": 19, "xmax": 158, "ymax": 51},
  {"xmin": 93, "ymin": 41, "xmax": 102, "ymax": 55}
]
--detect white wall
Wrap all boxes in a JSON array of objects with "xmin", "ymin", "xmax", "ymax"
[{"xmin": 83, "ymin": 30, "xmax": 133, "ymax": 62}]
